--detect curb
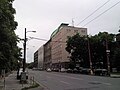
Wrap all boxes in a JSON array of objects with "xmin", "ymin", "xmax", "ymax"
[
  {"xmin": 110, "ymin": 74, "xmax": 120, "ymax": 78},
  {"xmin": 34, "ymin": 79, "xmax": 49, "ymax": 90}
]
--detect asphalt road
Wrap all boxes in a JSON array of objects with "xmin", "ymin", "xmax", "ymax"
[{"xmin": 29, "ymin": 70, "xmax": 120, "ymax": 90}]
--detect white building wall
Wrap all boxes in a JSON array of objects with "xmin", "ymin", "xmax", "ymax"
[{"xmin": 38, "ymin": 46, "xmax": 44, "ymax": 69}]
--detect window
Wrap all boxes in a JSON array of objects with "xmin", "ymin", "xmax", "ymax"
[
  {"xmin": 74, "ymin": 30, "xmax": 78, "ymax": 33},
  {"xmin": 67, "ymin": 29, "xmax": 71, "ymax": 32},
  {"xmin": 81, "ymin": 30, "xmax": 85, "ymax": 33}
]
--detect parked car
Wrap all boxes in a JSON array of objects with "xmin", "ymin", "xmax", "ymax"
[
  {"xmin": 94, "ymin": 69, "xmax": 108, "ymax": 76},
  {"xmin": 66, "ymin": 68, "xmax": 73, "ymax": 73},
  {"xmin": 78, "ymin": 67, "xmax": 83, "ymax": 73},
  {"xmin": 38, "ymin": 68, "xmax": 43, "ymax": 71},
  {"xmin": 81, "ymin": 68, "xmax": 91, "ymax": 74},
  {"xmin": 32, "ymin": 68, "xmax": 43, "ymax": 71},
  {"xmin": 46, "ymin": 68, "xmax": 52, "ymax": 72},
  {"xmin": 32, "ymin": 68, "xmax": 38, "ymax": 71},
  {"xmin": 73, "ymin": 68, "xmax": 79, "ymax": 73},
  {"xmin": 60, "ymin": 68, "xmax": 67, "ymax": 72},
  {"xmin": 52, "ymin": 68, "xmax": 59, "ymax": 72}
]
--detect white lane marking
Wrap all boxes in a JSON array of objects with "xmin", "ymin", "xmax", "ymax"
[
  {"xmin": 102, "ymin": 82, "xmax": 111, "ymax": 85},
  {"xmin": 60, "ymin": 81, "xmax": 70, "ymax": 85},
  {"xmin": 91, "ymin": 81, "xmax": 111, "ymax": 86}
]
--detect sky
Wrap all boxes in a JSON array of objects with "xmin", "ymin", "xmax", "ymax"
[{"xmin": 13, "ymin": 0, "xmax": 120, "ymax": 63}]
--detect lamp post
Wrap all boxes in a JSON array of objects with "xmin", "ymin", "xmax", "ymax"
[{"xmin": 23, "ymin": 28, "xmax": 36, "ymax": 72}]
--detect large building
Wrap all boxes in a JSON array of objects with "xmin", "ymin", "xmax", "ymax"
[
  {"xmin": 34, "ymin": 50, "xmax": 38, "ymax": 68},
  {"xmin": 50, "ymin": 23, "xmax": 87, "ymax": 69},
  {"xmin": 34, "ymin": 23, "xmax": 87, "ymax": 70}
]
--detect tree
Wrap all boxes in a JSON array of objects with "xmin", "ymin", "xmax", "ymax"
[
  {"xmin": 66, "ymin": 32, "xmax": 116, "ymax": 71},
  {"xmin": 66, "ymin": 33, "xmax": 89, "ymax": 69},
  {"xmin": 0, "ymin": 0, "xmax": 21, "ymax": 73},
  {"xmin": 27, "ymin": 62, "xmax": 34, "ymax": 69},
  {"xmin": 111, "ymin": 31, "xmax": 120, "ymax": 72}
]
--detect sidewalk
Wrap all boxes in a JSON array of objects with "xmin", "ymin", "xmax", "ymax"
[
  {"xmin": 0, "ymin": 71, "xmax": 29, "ymax": 90},
  {"xmin": 0, "ymin": 71, "xmax": 44, "ymax": 90},
  {"xmin": 0, "ymin": 79, "xmax": 3, "ymax": 90}
]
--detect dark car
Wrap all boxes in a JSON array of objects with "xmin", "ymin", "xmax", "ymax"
[
  {"xmin": 81, "ymin": 68, "xmax": 91, "ymax": 74},
  {"xmin": 67, "ymin": 68, "xmax": 73, "ymax": 73},
  {"xmin": 73, "ymin": 68, "xmax": 80, "ymax": 73},
  {"xmin": 94, "ymin": 69, "xmax": 108, "ymax": 76}
]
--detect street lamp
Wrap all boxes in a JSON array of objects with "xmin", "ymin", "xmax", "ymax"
[{"xmin": 23, "ymin": 28, "xmax": 36, "ymax": 72}]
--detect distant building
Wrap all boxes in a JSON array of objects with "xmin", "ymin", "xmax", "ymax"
[
  {"xmin": 44, "ymin": 40, "xmax": 51, "ymax": 70},
  {"xmin": 34, "ymin": 50, "xmax": 38, "ymax": 68},
  {"xmin": 34, "ymin": 46, "xmax": 44, "ymax": 69},
  {"xmin": 38, "ymin": 46, "xmax": 44, "ymax": 69},
  {"xmin": 50, "ymin": 23, "xmax": 87, "ymax": 69}
]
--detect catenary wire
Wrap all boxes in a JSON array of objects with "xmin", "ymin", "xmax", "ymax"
[
  {"xmin": 82, "ymin": 0, "xmax": 120, "ymax": 27},
  {"xmin": 77, "ymin": 0, "xmax": 111, "ymax": 26},
  {"xmin": 29, "ymin": 36, "xmax": 67, "ymax": 43}
]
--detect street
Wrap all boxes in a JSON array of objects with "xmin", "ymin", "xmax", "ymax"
[{"xmin": 29, "ymin": 70, "xmax": 120, "ymax": 90}]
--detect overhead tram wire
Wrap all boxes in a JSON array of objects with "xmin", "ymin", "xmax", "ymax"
[
  {"xmin": 29, "ymin": 36, "xmax": 48, "ymax": 41},
  {"xmin": 77, "ymin": 0, "xmax": 111, "ymax": 26},
  {"xmin": 82, "ymin": 0, "xmax": 120, "ymax": 27},
  {"xmin": 29, "ymin": 36, "xmax": 66, "ymax": 43}
]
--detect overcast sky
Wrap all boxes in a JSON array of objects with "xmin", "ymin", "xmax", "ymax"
[{"xmin": 13, "ymin": 0, "xmax": 120, "ymax": 63}]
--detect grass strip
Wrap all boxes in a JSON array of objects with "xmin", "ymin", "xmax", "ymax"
[{"xmin": 21, "ymin": 82, "xmax": 39, "ymax": 90}]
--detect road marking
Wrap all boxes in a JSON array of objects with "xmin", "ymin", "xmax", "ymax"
[
  {"xmin": 102, "ymin": 82, "xmax": 111, "ymax": 85},
  {"xmin": 91, "ymin": 81, "xmax": 111, "ymax": 86},
  {"xmin": 60, "ymin": 81, "xmax": 70, "ymax": 85}
]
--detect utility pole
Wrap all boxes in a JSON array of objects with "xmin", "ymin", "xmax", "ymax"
[
  {"xmin": 23, "ymin": 28, "xmax": 36, "ymax": 72},
  {"xmin": 23, "ymin": 28, "xmax": 26, "ymax": 72},
  {"xmin": 105, "ymin": 36, "xmax": 110, "ymax": 76},
  {"xmin": 87, "ymin": 37, "xmax": 93, "ymax": 75}
]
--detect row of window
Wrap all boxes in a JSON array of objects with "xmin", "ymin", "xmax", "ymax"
[{"xmin": 66, "ymin": 29, "xmax": 86, "ymax": 33}]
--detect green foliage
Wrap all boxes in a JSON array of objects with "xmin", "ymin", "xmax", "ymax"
[
  {"xmin": 66, "ymin": 32, "xmax": 119, "ymax": 71},
  {"xmin": 27, "ymin": 62, "xmax": 34, "ymax": 69},
  {"xmin": 21, "ymin": 82, "xmax": 40, "ymax": 90},
  {"xmin": 0, "ymin": 0, "xmax": 21, "ymax": 73},
  {"xmin": 111, "ymin": 42, "xmax": 120, "ymax": 71},
  {"xmin": 66, "ymin": 33, "xmax": 89, "ymax": 68}
]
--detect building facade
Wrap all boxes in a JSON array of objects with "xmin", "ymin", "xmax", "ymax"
[
  {"xmin": 38, "ymin": 46, "xmax": 44, "ymax": 69},
  {"xmin": 34, "ymin": 50, "xmax": 38, "ymax": 68},
  {"xmin": 44, "ymin": 40, "xmax": 51, "ymax": 70},
  {"xmin": 50, "ymin": 23, "xmax": 87, "ymax": 69},
  {"xmin": 34, "ymin": 23, "xmax": 87, "ymax": 70},
  {"xmin": 34, "ymin": 46, "xmax": 44, "ymax": 69}
]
